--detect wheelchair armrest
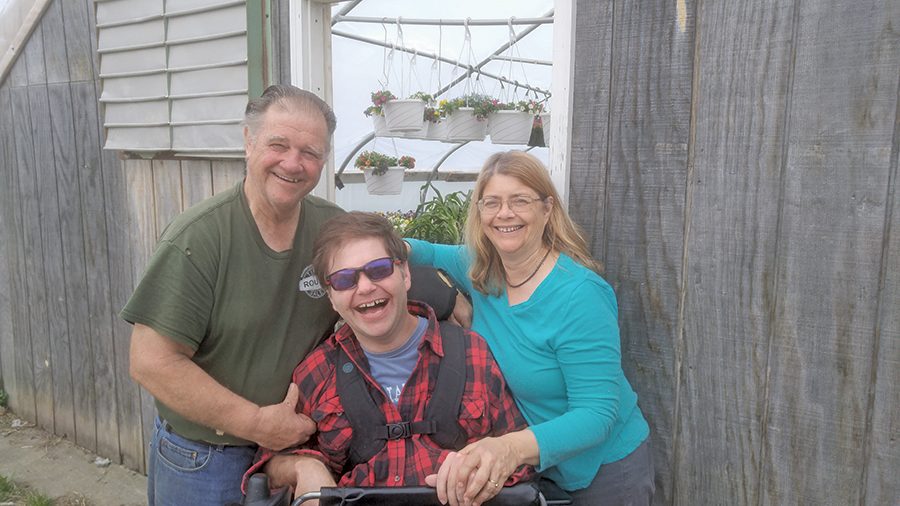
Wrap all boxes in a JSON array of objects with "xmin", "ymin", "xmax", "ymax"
[{"xmin": 293, "ymin": 482, "xmax": 545, "ymax": 506}]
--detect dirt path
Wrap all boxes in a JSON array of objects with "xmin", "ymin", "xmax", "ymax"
[{"xmin": 0, "ymin": 409, "xmax": 146, "ymax": 505}]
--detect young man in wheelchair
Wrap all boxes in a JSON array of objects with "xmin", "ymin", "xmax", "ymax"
[{"xmin": 241, "ymin": 212, "xmax": 533, "ymax": 505}]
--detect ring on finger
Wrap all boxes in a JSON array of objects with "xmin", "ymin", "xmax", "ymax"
[{"xmin": 488, "ymin": 478, "xmax": 500, "ymax": 488}]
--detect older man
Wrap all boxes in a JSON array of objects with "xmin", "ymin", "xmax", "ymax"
[{"xmin": 122, "ymin": 85, "xmax": 344, "ymax": 505}]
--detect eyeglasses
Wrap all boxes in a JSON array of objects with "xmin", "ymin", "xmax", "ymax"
[
  {"xmin": 476, "ymin": 195, "xmax": 546, "ymax": 215},
  {"xmin": 324, "ymin": 257, "xmax": 400, "ymax": 291}
]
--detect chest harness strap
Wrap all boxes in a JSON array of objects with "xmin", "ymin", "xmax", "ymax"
[{"xmin": 335, "ymin": 321, "xmax": 469, "ymax": 470}]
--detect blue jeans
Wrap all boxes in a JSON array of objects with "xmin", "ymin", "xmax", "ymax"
[{"xmin": 148, "ymin": 417, "xmax": 257, "ymax": 506}]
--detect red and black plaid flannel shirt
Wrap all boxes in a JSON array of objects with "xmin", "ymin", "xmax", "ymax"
[{"xmin": 243, "ymin": 301, "xmax": 533, "ymax": 488}]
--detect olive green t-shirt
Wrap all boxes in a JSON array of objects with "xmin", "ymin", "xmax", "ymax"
[{"xmin": 121, "ymin": 181, "xmax": 343, "ymax": 445}]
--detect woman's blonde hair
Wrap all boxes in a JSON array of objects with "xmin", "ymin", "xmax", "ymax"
[{"xmin": 464, "ymin": 151, "xmax": 602, "ymax": 295}]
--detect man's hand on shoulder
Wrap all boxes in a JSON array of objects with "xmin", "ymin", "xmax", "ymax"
[{"xmin": 253, "ymin": 383, "xmax": 316, "ymax": 450}]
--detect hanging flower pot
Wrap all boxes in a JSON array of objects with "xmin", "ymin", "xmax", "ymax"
[
  {"xmin": 364, "ymin": 166, "xmax": 406, "ymax": 195},
  {"xmin": 488, "ymin": 110, "xmax": 535, "ymax": 145},
  {"xmin": 427, "ymin": 119, "xmax": 449, "ymax": 141},
  {"xmin": 445, "ymin": 108, "xmax": 487, "ymax": 142},
  {"xmin": 383, "ymin": 99, "xmax": 427, "ymax": 132},
  {"xmin": 372, "ymin": 115, "xmax": 389, "ymax": 137},
  {"xmin": 399, "ymin": 121, "xmax": 430, "ymax": 140},
  {"xmin": 355, "ymin": 151, "xmax": 415, "ymax": 196}
]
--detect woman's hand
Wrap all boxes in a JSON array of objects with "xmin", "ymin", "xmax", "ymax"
[
  {"xmin": 449, "ymin": 292, "xmax": 473, "ymax": 328},
  {"xmin": 426, "ymin": 431, "xmax": 539, "ymax": 506}
]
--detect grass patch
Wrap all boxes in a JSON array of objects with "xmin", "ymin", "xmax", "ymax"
[
  {"xmin": 0, "ymin": 474, "xmax": 28, "ymax": 503},
  {"xmin": 0, "ymin": 475, "xmax": 87, "ymax": 506}
]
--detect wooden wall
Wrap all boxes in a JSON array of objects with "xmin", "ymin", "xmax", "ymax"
[
  {"xmin": 569, "ymin": 0, "xmax": 900, "ymax": 504},
  {"xmin": 0, "ymin": 0, "xmax": 247, "ymax": 472}
]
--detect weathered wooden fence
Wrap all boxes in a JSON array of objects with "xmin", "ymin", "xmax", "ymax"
[
  {"xmin": 0, "ymin": 0, "xmax": 271, "ymax": 471},
  {"xmin": 569, "ymin": 0, "xmax": 899, "ymax": 504},
  {"xmin": 1, "ymin": 0, "xmax": 898, "ymax": 504}
]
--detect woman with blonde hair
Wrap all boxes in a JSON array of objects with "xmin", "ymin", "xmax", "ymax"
[{"xmin": 408, "ymin": 151, "xmax": 653, "ymax": 506}]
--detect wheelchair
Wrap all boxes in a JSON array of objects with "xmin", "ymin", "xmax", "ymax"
[{"xmin": 242, "ymin": 473, "xmax": 572, "ymax": 506}]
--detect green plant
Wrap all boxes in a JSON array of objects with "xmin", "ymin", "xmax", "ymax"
[
  {"xmin": 409, "ymin": 91, "xmax": 435, "ymax": 104},
  {"xmin": 437, "ymin": 97, "xmax": 464, "ymax": 117},
  {"xmin": 0, "ymin": 475, "xmax": 55, "ymax": 506},
  {"xmin": 26, "ymin": 491, "xmax": 54, "ymax": 506},
  {"xmin": 403, "ymin": 185, "xmax": 471, "ymax": 245},
  {"xmin": 0, "ymin": 475, "xmax": 17, "ymax": 501},
  {"xmin": 363, "ymin": 89, "xmax": 397, "ymax": 117},
  {"xmin": 0, "ymin": 388, "xmax": 8, "ymax": 407},
  {"xmin": 354, "ymin": 150, "xmax": 415, "ymax": 176},
  {"xmin": 515, "ymin": 99, "xmax": 545, "ymax": 115},
  {"xmin": 462, "ymin": 93, "xmax": 498, "ymax": 120}
]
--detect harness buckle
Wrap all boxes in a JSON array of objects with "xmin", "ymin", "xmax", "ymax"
[{"xmin": 385, "ymin": 422, "xmax": 412, "ymax": 440}]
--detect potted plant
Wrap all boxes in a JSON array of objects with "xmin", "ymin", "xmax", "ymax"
[
  {"xmin": 441, "ymin": 94, "xmax": 492, "ymax": 142},
  {"xmin": 355, "ymin": 150, "xmax": 415, "ymax": 195},
  {"xmin": 489, "ymin": 99, "xmax": 543, "ymax": 145},
  {"xmin": 364, "ymin": 90, "xmax": 396, "ymax": 137},
  {"xmin": 383, "ymin": 91, "xmax": 430, "ymax": 133},
  {"xmin": 403, "ymin": 185, "xmax": 471, "ymax": 245},
  {"xmin": 397, "ymin": 93, "xmax": 436, "ymax": 140},
  {"xmin": 423, "ymin": 105, "xmax": 449, "ymax": 141}
]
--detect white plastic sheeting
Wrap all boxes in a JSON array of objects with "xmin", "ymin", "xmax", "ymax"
[{"xmin": 96, "ymin": 0, "xmax": 249, "ymax": 154}]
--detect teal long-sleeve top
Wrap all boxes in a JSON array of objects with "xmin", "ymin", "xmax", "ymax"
[{"xmin": 407, "ymin": 240, "xmax": 649, "ymax": 491}]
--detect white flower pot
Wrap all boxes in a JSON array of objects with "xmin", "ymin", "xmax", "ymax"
[
  {"xmin": 363, "ymin": 166, "xmax": 405, "ymax": 195},
  {"xmin": 372, "ymin": 115, "xmax": 389, "ymax": 137},
  {"xmin": 445, "ymin": 108, "xmax": 487, "ymax": 142},
  {"xmin": 398, "ymin": 121, "xmax": 430, "ymax": 140},
  {"xmin": 539, "ymin": 112, "xmax": 551, "ymax": 145},
  {"xmin": 383, "ymin": 99, "xmax": 426, "ymax": 132},
  {"xmin": 426, "ymin": 120, "xmax": 449, "ymax": 141},
  {"xmin": 488, "ymin": 111, "xmax": 536, "ymax": 145}
]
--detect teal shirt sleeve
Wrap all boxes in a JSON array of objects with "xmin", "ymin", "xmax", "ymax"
[
  {"xmin": 405, "ymin": 239, "xmax": 473, "ymax": 294},
  {"xmin": 528, "ymin": 278, "xmax": 624, "ymax": 470}
]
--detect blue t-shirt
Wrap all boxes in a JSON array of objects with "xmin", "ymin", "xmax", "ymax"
[
  {"xmin": 363, "ymin": 316, "xmax": 428, "ymax": 404},
  {"xmin": 407, "ymin": 240, "xmax": 649, "ymax": 491}
]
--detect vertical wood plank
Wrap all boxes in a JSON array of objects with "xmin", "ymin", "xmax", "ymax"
[
  {"xmin": 762, "ymin": 0, "xmax": 900, "ymax": 503},
  {"xmin": 8, "ymin": 48, "xmax": 28, "ymax": 88},
  {"xmin": 29, "ymin": 84, "xmax": 77, "ymax": 439},
  {"xmin": 864, "ymin": 80, "xmax": 900, "ymax": 502},
  {"xmin": 569, "ymin": 0, "xmax": 614, "ymax": 253},
  {"xmin": 70, "ymin": 80, "xmax": 125, "ymax": 462},
  {"xmin": 0, "ymin": 85, "xmax": 18, "ymax": 405},
  {"xmin": 675, "ymin": 1, "xmax": 798, "ymax": 504},
  {"xmin": 84, "ymin": 0, "xmax": 101, "ymax": 79},
  {"xmin": 212, "ymin": 160, "xmax": 246, "ymax": 194},
  {"xmin": 125, "ymin": 158, "xmax": 159, "ymax": 470},
  {"xmin": 49, "ymin": 81, "xmax": 97, "ymax": 450},
  {"xmin": 23, "ymin": 22, "xmax": 47, "ymax": 85},
  {"xmin": 600, "ymin": 2, "xmax": 696, "ymax": 503},
  {"xmin": 153, "ymin": 160, "xmax": 185, "ymax": 232},
  {"xmin": 3, "ymin": 85, "xmax": 36, "ymax": 421},
  {"xmin": 12, "ymin": 86, "xmax": 53, "ymax": 430},
  {"xmin": 60, "ymin": 0, "xmax": 95, "ymax": 81},
  {"xmin": 181, "ymin": 160, "xmax": 214, "ymax": 209},
  {"xmin": 40, "ymin": 0, "xmax": 70, "ymax": 84}
]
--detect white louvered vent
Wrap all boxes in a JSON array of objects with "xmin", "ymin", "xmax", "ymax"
[{"xmin": 96, "ymin": 0, "xmax": 250, "ymax": 156}]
